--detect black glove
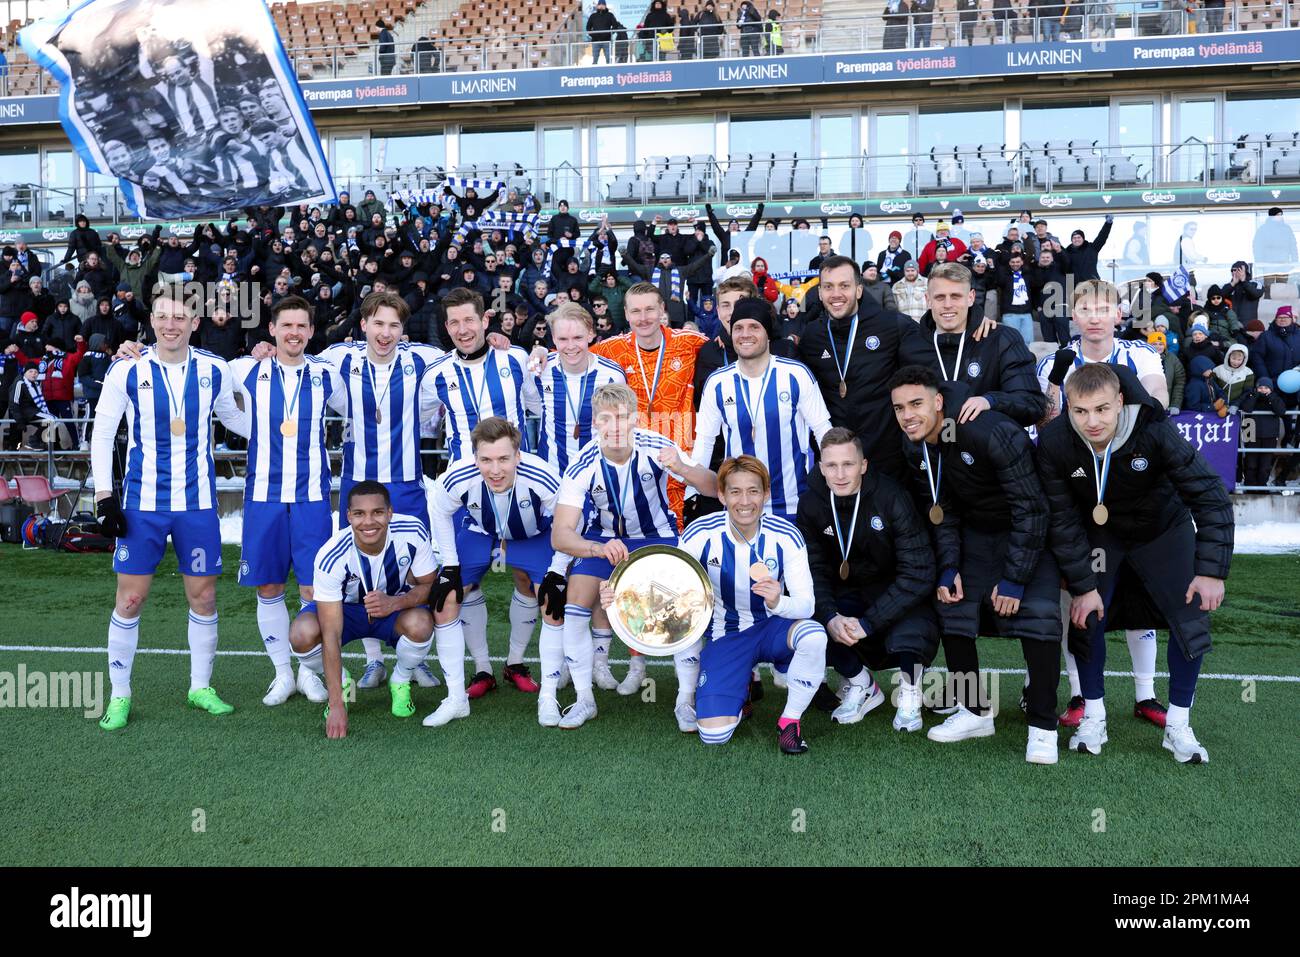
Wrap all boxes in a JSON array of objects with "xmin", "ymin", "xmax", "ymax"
[
  {"xmin": 537, "ymin": 571, "xmax": 568, "ymax": 621},
  {"xmin": 1048, "ymin": 348, "xmax": 1077, "ymax": 387},
  {"xmin": 432, "ymin": 564, "xmax": 463, "ymax": 613},
  {"xmin": 96, "ymin": 497, "xmax": 128, "ymax": 538}
]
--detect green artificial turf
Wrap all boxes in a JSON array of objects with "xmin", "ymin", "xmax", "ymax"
[{"xmin": 2, "ymin": 547, "xmax": 1297, "ymax": 866}]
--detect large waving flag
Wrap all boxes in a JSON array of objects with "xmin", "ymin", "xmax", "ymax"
[{"xmin": 20, "ymin": 0, "xmax": 335, "ymax": 219}]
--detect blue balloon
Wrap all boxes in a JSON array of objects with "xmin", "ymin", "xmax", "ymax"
[{"xmin": 1279, "ymin": 369, "xmax": 1300, "ymax": 394}]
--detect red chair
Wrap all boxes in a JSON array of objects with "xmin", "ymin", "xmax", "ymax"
[
  {"xmin": 12, "ymin": 475, "xmax": 60, "ymax": 515},
  {"xmin": 0, "ymin": 476, "xmax": 12, "ymax": 502}
]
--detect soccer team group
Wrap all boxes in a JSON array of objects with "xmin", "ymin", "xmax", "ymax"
[{"xmin": 88, "ymin": 256, "xmax": 1233, "ymax": 763}]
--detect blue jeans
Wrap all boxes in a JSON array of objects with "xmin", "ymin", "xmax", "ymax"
[
  {"xmin": 1002, "ymin": 312, "xmax": 1035, "ymax": 345},
  {"xmin": 1042, "ymin": 19, "xmax": 1061, "ymax": 42}
]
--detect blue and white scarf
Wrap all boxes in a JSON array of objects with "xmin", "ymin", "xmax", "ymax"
[
  {"xmin": 651, "ymin": 266, "xmax": 683, "ymax": 300},
  {"xmin": 1011, "ymin": 270, "xmax": 1028, "ymax": 306}
]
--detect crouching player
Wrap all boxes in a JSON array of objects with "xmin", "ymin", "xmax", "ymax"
[
  {"xmin": 429, "ymin": 417, "xmax": 570, "ymax": 727},
  {"xmin": 1037, "ymin": 363, "xmax": 1232, "ymax": 763},
  {"xmin": 290, "ymin": 482, "xmax": 438, "ymax": 739},
  {"xmin": 625, "ymin": 455, "xmax": 828, "ymax": 754},
  {"xmin": 796, "ymin": 428, "xmax": 939, "ymax": 732}
]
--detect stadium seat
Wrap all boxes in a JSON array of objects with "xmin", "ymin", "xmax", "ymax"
[
  {"xmin": 1108, "ymin": 158, "xmax": 1142, "ymax": 185},
  {"xmin": 12, "ymin": 475, "xmax": 61, "ymax": 514},
  {"xmin": 790, "ymin": 167, "xmax": 816, "ymax": 195},
  {"xmin": 915, "ymin": 164, "xmax": 941, "ymax": 192},
  {"xmin": 986, "ymin": 160, "xmax": 1014, "ymax": 189},
  {"xmin": 1273, "ymin": 155, "xmax": 1300, "ymax": 178},
  {"xmin": 0, "ymin": 476, "xmax": 12, "ymax": 503}
]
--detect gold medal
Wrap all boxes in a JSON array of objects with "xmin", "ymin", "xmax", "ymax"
[
  {"xmin": 749, "ymin": 561, "xmax": 770, "ymax": 582},
  {"xmin": 573, "ymin": 423, "xmax": 581, "ymax": 440},
  {"xmin": 1092, "ymin": 503, "xmax": 1109, "ymax": 525},
  {"xmin": 375, "ymin": 408, "xmax": 383, "ymax": 424},
  {"xmin": 838, "ymin": 379, "xmax": 847, "ymax": 399},
  {"xmin": 928, "ymin": 504, "xmax": 944, "ymax": 525},
  {"xmin": 280, "ymin": 420, "xmax": 298, "ymax": 437},
  {"xmin": 169, "ymin": 417, "xmax": 186, "ymax": 436},
  {"xmin": 838, "ymin": 560, "xmax": 850, "ymax": 581}
]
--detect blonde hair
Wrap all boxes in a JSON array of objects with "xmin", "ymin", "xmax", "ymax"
[
  {"xmin": 928, "ymin": 262, "xmax": 972, "ymax": 289},
  {"xmin": 592, "ymin": 382, "xmax": 638, "ymax": 415},
  {"xmin": 549, "ymin": 301, "xmax": 594, "ymax": 334},
  {"xmin": 1072, "ymin": 278, "xmax": 1120, "ymax": 308}
]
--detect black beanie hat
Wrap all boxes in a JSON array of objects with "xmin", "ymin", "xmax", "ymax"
[{"xmin": 730, "ymin": 296, "xmax": 777, "ymax": 339}]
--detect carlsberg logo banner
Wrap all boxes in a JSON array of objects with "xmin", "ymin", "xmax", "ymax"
[{"xmin": 20, "ymin": 0, "xmax": 336, "ymax": 220}]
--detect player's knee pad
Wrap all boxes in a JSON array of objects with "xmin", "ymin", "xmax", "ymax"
[{"xmin": 699, "ymin": 720, "xmax": 739, "ymax": 745}]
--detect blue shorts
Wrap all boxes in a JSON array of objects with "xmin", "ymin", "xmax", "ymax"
[
  {"xmin": 238, "ymin": 498, "xmax": 334, "ymax": 588},
  {"xmin": 300, "ymin": 601, "xmax": 408, "ymax": 647},
  {"xmin": 337, "ymin": 477, "xmax": 429, "ymax": 532},
  {"xmin": 696, "ymin": 616, "xmax": 798, "ymax": 721},
  {"xmin": 113, "ymin": 508, "xmax": 223, "ymax": 576},
  {"xmin": 569, "ymin": 534, "xmax": 679, "ymax": 581},
  {"xmin": 457, "ymin": 524, "xmax": 557, "ymax": 588}
]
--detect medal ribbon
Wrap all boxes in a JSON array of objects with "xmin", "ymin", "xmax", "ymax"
[
  {"xmin": 601, "ymin": 456, "xmax": 635, "ymax": 537},
  {"xmin": 485, "ymin": 483, "xmax": 517, "ymax": 541},
  {"xmin": 932, "ymin": 330, "xmax": 966, "ymax": 383},
  {"xmin": 562, "ymin": 363, "xmax": 593, "ymax": 440},
  {"xmin": 366, "ymin": 356, "xmax": 395, "ymax": 418},
  {"xmin": 739, "ymin": 360, "xmax": 775, "ymax": 445},
  {"xmin": 1092, "ymin": 440, "xmax": 1114, "ymax": 510},
  {"xmin": 826, "ymin": 315, "xmax": 858, "ymax": 394},
  {"xmin": 460, "ymin": 359, "xmax": 493, "ymax": 423},
  {"xmin": 921, "ymin": 442, "xmax": 943, "ymax": 510},
  {"xmin": 155, "ymin": 348, "xmax": 192, "ymax": 423},
  {"xmin": 634, "ymin": 336, "xmax": 666, "ymax": 410},
  {"xmin": 277, "ymin": 361, "xmax": 306, "ymax": 426},
  {"xmin": 830, "ymin": 487, "xmax": 862, "ymax": 568}
]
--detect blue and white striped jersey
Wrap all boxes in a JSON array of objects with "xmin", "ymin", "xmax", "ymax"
[
  {"xmin": 229, "ymin": 355, "xmax": 344, "ymax": 503},
  {"xmin": 312, "ymin": 513, "xmax": 438, "ymax": 604},
  {"xmin": 430, "ymin": 451, "xmax": 562, "ymax": 563},
  {"xmin": 679, "ymin": 511, "xmax": 815, "ymax": 641},
  {"xmin": 90, "ymin": 349, "xmax": 248, "ymax": 512},
  {"xmin": 557, "ymin": 428, "xmax": 688, "ymax": 540},
  {"xmin": 534, "ymin": 353, "xmax": 626, "ymax": 473},
  {"xmin": 1036, "ymin": 336, "xmax": 1164, "ymax": 412},
  {"xmin": 420, "ymin": 347, "xmax": 543, "ymax": 461},
  {"xmin": 692, "ymin": 356, "xmax": 832, "ymax": 517},
  {"xmin": 321, "ymin": 341, "xmax": 444, "ymax": 483}
]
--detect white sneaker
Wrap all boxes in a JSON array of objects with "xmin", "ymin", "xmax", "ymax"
[
  {"xmin": 357, "ymin": 660, "xmax": 387, "ymax": 689},
  {"xmin": 296, "ymin": 665, "xmax": 328, "ymax": 703},
  {"xmin": 557, "ymin": 661, "xmax": 572, "ymax": 690},
  {"xmin": 1162, "ymin": 723, "xmax": 1209, "ymax": 764},
  {"xmin": 674, "ymin": 701, "xmax": 698, "ymax": 733},
  {"xmin": 926, "ymin": 706, "xmax": 995, "ymax": 743},
  {"xmin": 1026, "ymin": 726, "xmax": 1059, "ymax": 764},
  {"xmin": 558, "ymin": 698, "xmax": 598, "ymax": 729},
  {"xmin": 593, "ymin": 658, "xmax": 619, "ymax": 690},
  {"xmin": 1069, "ymin": 714, "xmax": 1108, "ymax": 756},
  {"xmin": 422, "ymin": 696, "xmax": 470, "ymax": 727},
  {"xmin": 892, "ymin": 681, "xmax": 923, "ymax": 733},
  {"xmin": 831, "ymin": 681, "xmax": 885, "ymax": 724},
  {"xmin": 262, "ymin": 673, "xmax": 297, "ymax": 706},
  {"xmin": 772, "ymin": 668, "xmax": 788, "ymax": 689},
  {"xmin": 616, "ymin": 658, "xmax": 646, "ymax": 696},
  {"xmin": 537, "ymin": 695, "xmax": 562, "ymax": 728},
  {"xmin": 412, "ymin": 662, "xmax": 442, "ymax": 688}
]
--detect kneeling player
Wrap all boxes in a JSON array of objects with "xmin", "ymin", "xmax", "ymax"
[
  {"xmin": 290, "ymin": 482, "xmax": 437, "ymax": 739},
  {"xmin": 429, "ymin": 417, "xmax": 570, "ymax": 727},
  {"xmin": 640, "ymin": 456, "xmax": 828, "ymax": 753},
  {"xmin": 1037, "ymin": 363, "xmax": 1232, "ymax": 763},
  {"xmin": 796, "ymin": 428, "xmax": 939, "ymax": 732},
  {"xmin": 551, "ymin": 383, "xmax": 716, "ymax": 730}
]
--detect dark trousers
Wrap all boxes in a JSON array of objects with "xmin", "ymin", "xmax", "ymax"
[
  {"xmin": 1242, "ymin": 438, "xmax": 1275, "ymax": 487},
  {"xmin": 592, "ymin": 40, "xmax": 612, "ymax": 63},
  {"xmin": 827, "ymin": 641, "xmax": 922, "ymax": 685},
  {"xmin": 942, "ymin": 633, "xmax": 1060, "ymax": 731},
  {"xmin": 1038, "ymin": 309, "xmax": 1071, "ymax": 347}
]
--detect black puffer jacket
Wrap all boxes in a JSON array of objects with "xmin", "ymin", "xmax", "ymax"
[
  {"xmin": 797, "ymin": 470, "xmax": 936, "ymax": 641},
  {"xmin": 1036, "ymin": 386, "xmax": 1234, "ymax": 591},
  {"xmin": 918, "ymin": 312, "xmax": 1047, "ymax": 427},
  {"xmin": 1059, "ymin": 217, "xmax": 1112, "ymax": 283},
  {"xmin": 900, "ymin": 390, "xmax": 1049, "ymax": 588}
]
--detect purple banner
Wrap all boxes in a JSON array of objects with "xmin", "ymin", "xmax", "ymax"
[{"xmin": 1170, "ymin": 411, "xmax": 1238, "ymax": 493}]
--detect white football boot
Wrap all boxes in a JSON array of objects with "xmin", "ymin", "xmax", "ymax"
[
  {"xmin": 616, "ymin": 656, "xmax": 646, "ymax": 695},
  {"xmin": 674, "ymin": 701, "xmax": 698, "ymax": 733},
  {"xmin": 558, "ymin": 698, "xmax": 598, "ymax": 729},
  {"xmin": 422, "ymin": 696, "xmax": 470, "ymax": 727},
  {"xmin": 296, "ymin": 665, "xmax": 328, "ymax": 704},
  {"xmin": 537, "ymin": 695, "xmax": 562, "ymax": 728},
  {"xmin": 262, "ymin": 673, "xmax": 297, "ymax": 706}
]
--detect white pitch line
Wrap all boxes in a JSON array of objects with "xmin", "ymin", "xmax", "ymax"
[{"xmin": 0, "ymin": 645, "xmax": 1296, "ymax": 683}]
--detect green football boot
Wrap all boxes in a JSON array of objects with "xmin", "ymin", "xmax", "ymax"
[
  {"xmin": 99, "ymin": 696, "xmax": 131, "ymax": 731},
  {"xmin": 187, "ymin": 687, "xmax": 235, "ymax": 716},
  {"xmin": 324, "ymin": 669, "xmax": 354, "ymax": 722},
  {"xmin": 390, "ymin": 679, "xmax": 415, "ymax": 718}
]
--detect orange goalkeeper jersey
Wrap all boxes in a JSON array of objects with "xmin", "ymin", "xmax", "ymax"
[{"xmin": 592, "ymin": 326, "xmax": 708, "ymax": 454}]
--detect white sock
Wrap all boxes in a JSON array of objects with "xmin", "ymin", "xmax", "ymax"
[
  {"xmin": 107, "ymin": 611, "xmax": 140, "ymax": 698},
  {"xmin": 187, "ymin": 610, "xmax": 219, "ymax": 691},
  {"xmin": 562, "ymin": 604, "xmax": 594, "ymax": 701},
  {"xmin": 461, "ymin": 591, "xmax": 490, "ymax": 673},
  {"xmin": 539, "ymin": 621, "xmax": 564, "ymax": 697},
  {"xmin": 393, "ymin": 635, "xmax": 433, "ymax": 683},
  {"xmin": 592, "ymin": 627, "xmax": 613, "ymax": 664},
  {"xmin": 361, "ymin": 637, "xmax": 384, "ymax": 664},
  {"xmin": 848, "ymin": 668, "xmax": 872, "ymax": 689},
  {"xmin": 508, "ymin": 589, "xmax": 539, "ymax": 665},
  {"xmin": 1166, "ymin": 703, "xmax": 1190, "ymax": 728},
  {"xmin": 256, "ymin": 593, "xmax": 293, "ymax": 679},
  {"xmin": 1126, "ymin": 628, "xmax": 1157, "ymax": 701},
  {"xmin": 674, "ymin": 642, "xmax": 702, "ymax": 706},
  {"xmin": 782, "ymin": 622, "xmax": 827, "ymax": 720},
  {"xmin": 295, "ymin": 644, "xmax": 324, "ymax": 675},
  {"xmin": 1084, "ymin": 697, "xmax": 1106, "ymax": 721},
  {"xmin": 624, "ymin": 654, "xmax": 646, "ymax": 684},
  {"xmin": 1064, "ymin": 644, "xmax": 1082, "ymax": 699},
  {"xmin": 435, "ymin": 621, "xmax": 468, "ymax": 703}
]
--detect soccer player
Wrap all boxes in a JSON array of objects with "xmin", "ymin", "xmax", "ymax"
[
  {"xmin": 890, "ymin": 365, "xmax": 1063, "ymax": 765},
  {"xmin": 551, "ymin": 383, "xmax": 715, "ymax": 730},
  {"xmin": 603, "ymin": 455, "xmax": 829, "ymax": 754},
  {"xmin": 229, "ymin": 296, "xmax": 343, "ymax": 706},
  {"xmin": 796, "ymin": 428, "xmax": 939, "ymax": 731},
  {"xmin": 290, "ymin": 482, "xmax": 438, "ymax": 739},
  {"xmin": 428, "ymin": 417, "xmax": 570, "ymax": 726},
  {"xmin": 692, "ymin": 296, "xmax": 832, "ymax": 519},
  {"xmin": 91, "ymin": 287, "xmax": 250, "ymax": 731},
  {"xmin": 1036, "ymin": 279, "xmax": 1171, "ymax": 728},
  {"xmin": 421, "ymin": 287, "xmax": 543, "ymax": 696},
  {"xmin": 1037, "ymin": 363, "xmax": 1232, "ymax": 763}
]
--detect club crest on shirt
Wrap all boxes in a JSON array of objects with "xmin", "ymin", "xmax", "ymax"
[
  {"xmin": 312, "ymin": 376, "xmax": 323, "ymax": 387},
  {"xmin": 398, "ymin": 555, "xmax": 410, "ymax": 567},
  {"xmin": 871, "ymin": 516, "xmax": 884, "ymax": 531},
  {"xmin": 1132, "ymin": 457, "xmax": 1149, "ymax": 471},
  {"xmin": 764, "ymin": 556, "xmax": 778, "ymax": 573},
  {"xmin": 697, "ymin": 671, "xmax": 708, "ymax": 688},
  {"xmin": 670, "ymin": 358, "xmax": 683, "ymax": 371},
  {"xmin": 404, "ymin": 365, "xmax": 415, "ymax": 376},
  {"xmin": 115, "ymin": 545, "xmax": 129, "ymax": 562},
  {"xmin": 961, "ymin": 452, "xmax": 975, "ymax": 465},
  {"xmin": 519, "ymin": 499, "xmax": 532, "ymax": 509},
  {"xmin": 967, "ymin": 361, "xmax": 981, "ymax": 377},
  {"xmin": 200, "ymin": 376, "xmax": 211, "ymax": 388},
  {"xmin": 779, "ymin": 391, "xmax": 791, "ymax": 403},
  {"xmin": 640, "ymin": 473, "xmax": 654, "ymax": 483},
  {"xmin": 865, "ymin": 336, "xmax": 881, "ymax": 350}
]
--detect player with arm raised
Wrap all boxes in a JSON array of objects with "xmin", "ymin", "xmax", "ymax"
[
  {"xmin": 550, "ymin": 383, "xmax": 715, "ymax": 730},
  {"xmin": 427, "ymin": 417, "xmax": 571, "ymax": 727},
  {"xmin": 92, "ymin": 287, "xmax": 250, "ymax": 731},
  {"xmin": 289, "ymin": 483, "xmax": 438, "ymax": 739}
]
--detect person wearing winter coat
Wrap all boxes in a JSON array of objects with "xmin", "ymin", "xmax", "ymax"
[
  {"xmin": 1251, "ymin": 305, "xmax": 1300, "ymax": 398},
  {"xmin": 1202, "ymin": 285, "xmax": 1241, "ymax": 348},
  {"xmin": 40, "ymin": 300, "xmax": 79, "ymax": 350},
  {"xmin": 357, "ymin": 189, "xmax": 386, "ymax": 224},
  {"xmin": 1181, "ymin": 319, "xmax": 1223, "ymax": 374},
  {"xmin": 876, "ymin": 230, "xmax": 911, "ymax": 284},
  {"xmin": 59, "ymin": 213, "xmax": 104, "ymax": 266},
  {"xmin": 68, "ymin": 280, "xmax": 98, "ymax": 324},
  {"xmin": 1060, "ymin": 216, "xmax": 1113, "ymax": 283},
  {"xmin": 103, "ymin": 226, "xmax": 163, "ymax": 301},
  {"xmin": 1239, "ymin": 377, "xmax": 1286, "ymax": 487},
  {"xmin": 750, "ymin": 257, "xmax": 781, "ymax": 303},
  {"xmin": 862, "ymin": 262, "xmax": 899, "ymax": 313},
  {"xmin": 1147, "ymin": 332, "xmax": 1185, "ymax": 414},
  {"xmin": 893, "ymin": 261, "xmax": 928, "ymax": 322},
  {"xmin": 1222, "ymin": 261, "xmax": 1263, "ymax": 325},
  {"xmin": 695, "ymin": 1, "xmax": 724, "ymax": 57},
  {"xmin": 1182, "ymin": 355, "xmax": 1222, "ymax": 414},
  {"xmin": 917, "ymin": 223, "xmax": 968, "ymax": 275},
  {"xmin": 1213, "ymin": 343, "xmax": 1254, "ymax": 411},
  {"xmin": 737, "ymin": 1, "xmax": 763, "ymax": 56}
]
